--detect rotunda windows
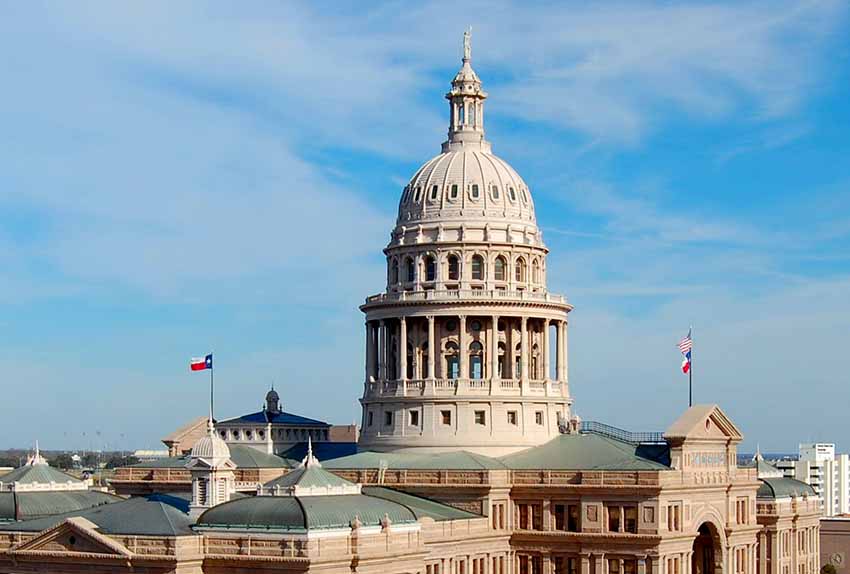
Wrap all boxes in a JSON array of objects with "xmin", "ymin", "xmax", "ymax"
[
  {"xmin": 390, "ymin": 260, "xmax": 399, "ymax": 285},
  {"xmin": 414, "ymin": 187, "xmax": 422, "ymax": 202},
  {"xmin": 405, "ymin": 257, "xmax": 415, "ymax": 283},
  {"xmin": 491, "ymin": 185, "xmax": 500, "ymax": 199},
  {"xmin": 494, "ymin": 256, "xmax": 507, "ymax": 281},
  {"xmin": 447, "ymin": 255, "xmax": 460, "ymax": 281},
  {"xmin": 445, "ymin": 319, "xmax": 458, "ymax": 332},
  {"xmin": 450, "ymin": 184, "xmax": 459, "ymax": 199},
  {"xmin": 471, "ymin": 255, "xmax": 485, "ymax": 280},
  {"xmin": 469, "ymin": 341, "xmax": 484, "ymax": 378},
  {"xmin": 470, "ymin": 320, "xmax": 482, "ymax": 332},
  {"xmin": 509, "ymin": 187, "xmax": 517, "ymax": 202},
  {"xmin": 521, "ymin": 188, "xmax": 529, "ymax": 204},
  {"xmin": 471, "ymin": 184, "xmax": 480, "ymax": 199},
  {"xmin": 444, "ymin": 341, "xmax": 460, "ymax": 379},
  {"xmin": 431, "ymin": 185, "xmax": 439, "ymax": 200},
  {"xmin": 424, "ymin": 255, "xmax": 436, "ymax": 282},
  {"xmin": 532, "ymin": 259, "xmax": 540, "ymax": 284},
  {"xmin": 515, "ymin": 258, "xmax": 527, "ymax": 282}
]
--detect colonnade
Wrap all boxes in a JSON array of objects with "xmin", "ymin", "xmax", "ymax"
[{"xmin": 364, "ymin": 315, "xmax": 568, "ymax": 384}]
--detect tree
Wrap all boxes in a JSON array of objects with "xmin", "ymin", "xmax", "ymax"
[
  {"xmin": 822, "ymin": 565, "xmax": 837, "ymax": 574},
  {"xmin": 50, "ymin": 454, "xmax": 75, "ymax": 470},
  {"xmin": 81, "ymin": 453, "xmax": 99, "ymax": 468},
  {"xmin": 104, "ymin": 455, "xmax": 139, "ymax": 469}
]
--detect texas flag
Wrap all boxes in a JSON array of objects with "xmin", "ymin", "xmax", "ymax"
[
  {"xmin": 677, "ymin": 330, "xmax": 692, "ymax": 374},
  {"xmin": 681, "ymin": 350, "xmax": 691, "ymax": 374},
  {"xmin": 190, "ymin": 354, "xmax": 213, "ymax": 371}
]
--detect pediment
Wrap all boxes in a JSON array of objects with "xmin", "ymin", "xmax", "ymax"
[
  {"xmin": 10, "ymin": 517, "xmax": 131, "ymax": 557},
  {"xmin": 185, "ymin": 457, "xmax": 236, "ymax": 470},
  {"xmin": 664, "ymin": 404, "xmax": 743, "ymax": 443}
]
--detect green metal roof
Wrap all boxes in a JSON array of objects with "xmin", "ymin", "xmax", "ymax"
[
  {"xmin": 324, "ymin": 450, "xmax": 507, "ymax": 470},
  {"xmin": 0, "ymin": 464, "xmax": 83, "ymax": 486},
  {"xmin": 499, "ymin": 433, "xmax": 670, "ymax": 470},
  {"xmin": 362, "ymin": 486, "xmax": 481, "ymax": 520},
  {"xmin": 758, "ymin": 477, "xmax": 816, "ymax": 499},
  {"xmin": 265, "ymin": 465, "xmax": 353, "ymax": 490},
  {"xmin": 129, "ymin": 445, "xmax": 295, "ymax": 470},
  {"xmin": 196, "ymin": 493, "xmax": 418, "ymax": 532},
  {"xmin": 0, "ymin": 491, "xmax": 121, "ymax": 522},
  {"xmin": 0, "ymin": 494, "xmax": 194, "ymax": 536}
]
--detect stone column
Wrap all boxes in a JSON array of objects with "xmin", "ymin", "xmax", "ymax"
[
  {"xmin": 427, "ymin": 315, "xmax": 436, "ymax": 380},
  {"xmin": 542, "ymin": 319, "xmax": 550, "ymax": 381},
  {"xmin": 563, "ymin": 321, "xmax": 569, "ymax": 383},
  {"xmin": 459, "ymin": 315, "xmax": 467, "ymax": 380},
  {"xmin": 400, "ymin": 317, "xmax": 408, "ymax": 381},
  {"xmin": 491, "ymin": 315, "xmax": 500, "ymax": 388},
  {"xmin": 520, "ymin": 317, "xmax": 529, "ymax": 383},
  {"xmin": 556, "ymin": 321, "xmax": 566, "ymax": 382},
  {"xmin": 365, "ymin": 322, "xmax": 374, "ymax": 380},
  {"xmin": 378, "ymin": 320, "xmax": 386, "ymax": 380}
]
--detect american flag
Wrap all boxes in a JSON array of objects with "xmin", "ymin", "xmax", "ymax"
[{"xmin": 677, "ymin": 330, "xmax": 692, "ymax": 355}]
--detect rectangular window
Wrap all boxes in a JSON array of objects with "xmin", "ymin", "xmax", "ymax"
[
  {"xmin": 607, "ymin": 505, "xmax": 621, "ymax": 532},
  {"xmin": 624, "ymin": 561, "xmax": 636, "ymax": 574},
  {"xmin": 384, "ymin": 411, "xmax": 393, "ymax": 426},
  {"xmin": 624, "ymin": 506, "xmax": 637, "ymax": 533},
  {"xmin": 367, "ymin": 411, "xmax": 373, "ymax": 426},
  {"xmin": 508, "ymin": 411, "xmax": 518, "ymax": 425},
  {"xmin": 441, "ymin": 410, "xmax": 452, "ymax": 425},
  {"xmin": 472, "ymin": 184, "xmax": 479, "ymax": 198},
  {"xmin": 567, "ymin": 504, "xmax": 580, "ymax": 532},
  {"xmin": 409, "ymin": 410, "xmax": 419, "ymax": 426},
  {"xmin": 608, "ymin": 560, "xmax": 620, "ymax": 574},
  {"xmin": 431, "ymin": 185, "xmax": 438, "ymax": 199},
  {"xmin": 535, "ymin": 411, "xmax": 544, "ymax": 425},
  {"xmin": 475, "ymin": 410, "xmax": 486, "ymax": 425},
  {"xmin": 451, "ymin": 184, "xmax": 458, "ymax": 198},
  {"xmin": 519, "ymin": 505, "xmax": 530, "ymax": 529}
]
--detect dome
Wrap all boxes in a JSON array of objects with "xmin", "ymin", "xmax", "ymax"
[
  {"xmin": 394, "ymin": 28, "xmax": 537, "ymax": 232},
  {"xmin": 266, "ymin": 388, "xmax": 279, "ymax": 402},
  {"xmin": 189, "ymin": 423, "xmax": 232, "ymax": 466}
]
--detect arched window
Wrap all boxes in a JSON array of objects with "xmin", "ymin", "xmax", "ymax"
[
  {"xmin": 450, "ymin": 184, "xmax": 459, "ymax": 199},
  {"xmin": 515, "ymin": 258, "xmax": 527, "ymax": 282},
  {"xmin": 445, "ymin": 341, "xmax": 459, "ymax": 379},
  {"xmin": 498, "ymin": 342, "xmax": 507, "ymax": 378},
  {"xmin": 471, "ymin": 255, "xmax": 484, "ymax": 280},
  {"xmin": 515, "ymin": 342, "xmax": 522, "ymax": 379},
  {"xmin": 532, "ymin": 259, "xmax": 540, "ymax": 284},
  {"xmin": 471, "ymin": 184, "xmax": 479, "ymax": 199},
  {"xmin": 494, "ymin": 256, "xmax": 507, "ymax": 281},
  {"xmin": 531, "ymin": 343, "xmax": 540, "ymax": 380},
  {"xmin": 469, "ymin": 341, "xmax": 484, "ymax": 379},
  {"xmin": 470, "ymin": 102, "xmax": 477, "ymax": 125},
  {"xmin": 390, "ymin": 259, "xmax": 399, "ymax": 284},
  {"xmin": 431, "ymin": 185, "xmax": 439, "ymax": 200},
  {"xmin": 448, "ymin": 255, "xmax": 460, "ymax": 281},
  {"xmin": 492, "ymin": 185, "xmax": 500, "ymax": 199},
  {"xmin": 402, "ymin": 186, "xmax": 410, "ymax": 202},
  {"xmin": 406, "ymin": 341, "xmax": 414, "ymax": 380},
  {"xmin": 458, "ymin": 103, "xmax": 465, "ymax": 125},
  {"xmin": 424, "ymin": 255, "xmax": 436, "ymax": 282},
  {"xmin": 521, "ymin": 188, "xmax": 529, "ymax": 204},
  {"xmin": 414, "ymin": 187, "xmax": 421, "ymax": 202},
  {"xmin": 405, "ymin": 257, "xmax": 415, "ymax": 283}
]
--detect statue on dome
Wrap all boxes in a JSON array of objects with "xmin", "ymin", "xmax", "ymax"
[{"xmin": 463, "ymin": 27, "xmax": 472, "ymax": 61}]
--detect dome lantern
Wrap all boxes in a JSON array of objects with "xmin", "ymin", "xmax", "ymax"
[{"xmin": 443, "ymin": 27, "xmax": 490, "ymax": 153}]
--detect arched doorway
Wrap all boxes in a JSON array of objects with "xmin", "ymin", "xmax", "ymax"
[{"xmin": 692, "ymin": 522, "xmax": 722, "ymax": 574}]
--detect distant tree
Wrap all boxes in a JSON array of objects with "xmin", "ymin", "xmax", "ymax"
[
  {"xmin": 104, "ymin": 455, "xmax": 139, "ymax": 469},
  {"xmin": 0, "ymin": 457, "xmax": 18, "ymax": 468},
  {"xmin": 822, "ymin": 565, "xmax": 837, "ymax": 574},
  {"xmin": 50, "ymin": 454, "xmax": 75, "ymax": 470},
  {"xmin": 81, "ymin": 453, "xmax": 99, "ymax": 468}
]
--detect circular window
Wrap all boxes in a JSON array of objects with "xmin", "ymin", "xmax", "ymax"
[
  {"xmin": 245, "ymin": 430, "xmax": 253, "ymax": 439},
  {"xmin": 69, "ymin": 535, "xmax": 77, "ymax": 546},
  {"xmin": 219, "ymin": 431, "xmax": 226, "ymax": 439},
  {"xmin": 470, "ymin": 320, "xmax": 482, "ymax": 332},
  {"xmin": 498, "ymin": 320, "xmax": 506, "ymax": 332},
  {"xmin": 258, "ymin": 430, "xmax": 265, "ymax": 439},
  {"xmin": 446, "ymin": 320, "xmax": 457, "ymax": 332}
]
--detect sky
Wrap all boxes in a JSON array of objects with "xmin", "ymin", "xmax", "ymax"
[{"xmin": 1, "ymin": 1, "xmax": 849, "ymax": 454}]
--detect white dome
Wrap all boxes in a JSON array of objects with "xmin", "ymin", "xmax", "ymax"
[
  {"xmin": 397, "ymin": 149, "xmax": 536, "ymax": 229},
  {"xmin": 190, "ymin": 430, "xmax": 231, "ymax": 465}
]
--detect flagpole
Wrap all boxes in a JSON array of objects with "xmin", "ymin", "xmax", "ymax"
[
  {"xmin": 688, "ymin": 326, "xmax": 693, "ymax": 407},
  {"xmin": 210, "ymin": 354, "xmax": 215, "ymax": 425}
]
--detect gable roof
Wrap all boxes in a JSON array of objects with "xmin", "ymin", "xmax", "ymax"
[
  {"xmin": 0, "ymin": 464, "xmax": 84, "ymax": 486},
  {"xmin": 499, "ymin": 433, "xmax": 670, "ymax": 470},
  {"xmin": 128, "ymin": 444, "xmax": 295, "ymax": 470},
  {"xmin": 664, "ymin": 404, "xmax": 743, "ymax": 442}
]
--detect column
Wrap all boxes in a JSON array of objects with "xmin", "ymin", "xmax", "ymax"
[
  {"xmin": 365, "ymin": 322, "xmax": 374, "ymax": 380},
  {"xmin": 542, "ymin": 319, "xmax": 550, "ymax": 381},
  {"xmin": 459, "ymin": 315, "xmax": 467, "ymax": 380},
  {"xmin": 427, "ymin": 315, "xmax": 436, "ymax": 380},
  {"xmin": 556, "ymin": 321, "xmax": 566, "ymax": 382},
  {"xmin": 563, "ymin": 321, "xmax": 569, "ymax": 382},
  {"xmin": 378, "ymin": 320, "xmax": 386, "ymax": 380},
  {"xmin": 520, "ymin": 317, "xmax": 528, "ymax": 382},
  {"xmin": 490, "ymin": 315, "xmax": 500, "ymax": 386},
  {"xmin": 400, "ymin": 317, "xmax": 408, "ymax": 381}
]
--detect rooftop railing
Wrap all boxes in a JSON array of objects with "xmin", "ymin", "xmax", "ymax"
[
  {"xmin": 580, "ymin": 420, "xmax": 665, "ymax": 445},
  {"xmin": 364, "ymin": 289, "xmax": 567, "ymax": 305}
]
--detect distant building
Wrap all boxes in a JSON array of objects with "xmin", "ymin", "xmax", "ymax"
[{"xmin": 773, "ymin": 443, "xmax": 850, "ymax": 516}]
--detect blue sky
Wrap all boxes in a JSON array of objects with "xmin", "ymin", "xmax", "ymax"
[{"xmin": 2, "ymin": 1, "xmax": 849, "ymax": 454}]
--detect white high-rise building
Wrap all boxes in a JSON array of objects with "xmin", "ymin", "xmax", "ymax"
[{"xmin": 773, "ymin": 443, "xmax": 850, "ymax": 516}]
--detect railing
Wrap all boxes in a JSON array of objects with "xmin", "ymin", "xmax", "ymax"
[
  {"xmin": 580, "ymin": 420, "xmax": 665, "ymax": 444},
  {"xmin": 364, "ymin": 289, "xmax": 568, "ymax": 305},
  {"xmin": 364, "ymin": 378, "xmax": 565, "ymax": 398}
]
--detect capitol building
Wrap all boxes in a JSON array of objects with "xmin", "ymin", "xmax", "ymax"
[{"xmin": 0, "ymin": 33, "xmax": 823, "ymax": 574}]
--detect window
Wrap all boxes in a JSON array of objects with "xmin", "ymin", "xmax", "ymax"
[
  {"xmin": 471, "ymin": 184, "xmax": 480, "ymax": 198},
  {"xmin": 458, "ymin": 103, "xmax": 465, "ymax": 125},
  {"xmin": 515, "ymin": 258, "xmax": 527, "ymax": 282},
  {"xmin": 414, "ymin": 187, "xmax": 421, "ymax": 202},
  {"xmin": 431, "ymin": 184, "xmax": 439, "ymax": 199},
  {"xmin": 450, "ymin": 184, "xmax": 459, "ymax": 199},
  {"xmin": 402, "ymin": 186, "xmax": 410, "ymax": 202},
  {"xmin": 624, "ymin": 506, "xmax": 637, "ymax": 533},
  {"xmin": 492, "ymin": 185, "xmax": 500, "ymax": 199},
  {"xmin": 509, "ymin": 187, "xmax": 517, "ymax": 201},
  {"xmin": 445, "ymin": 341, "xmax": 459, "ymax": 379},
  {"xmin": 666, "ymin": 503, "xmax": 681, "ymax": 531},
  {"xmin": 409, "ymin": 410, "xmax": 419, "ymax": 426},
  {"xmin": 532, "ymin": 259, "xmax": 540, "ymax": 283},
  {"xmin": 390, "ymin": 260, "xmax": 399, "ymax": 284},
  {"xmin": 507, "ymin": 411, "xmax": 518, "ymax": 425},
  {"xmin": 448, "ymin": 255, "xmax": 460, "ymax": 280},
  {"xmin": 608, "ymin": 505, "xmax": 621, "ymax": 532},
  {"xmin": 608, "ymin": 560, "xmax": 621, "ymax": 574},
  {"xmin": 494, "ymin": 256, "xmax": 506, "ymax": 281},
  {"xmin": 470, "ymin": 341, "xmax": 484, "ymax": 378},
  {"xmin": 470, "ymin": 320, "xmax": 482, "ymax": 332},
  {"xmin": 384, "ymin": 411, "xmax": 393, "ymax": 426},
  {"xmin": 736, "ymin": 498, "xmax": 748, "ymax": 524},
  {"xmin": 471, "ymin": 255, "xmax": 484, "ymax": 280},
  {"xmin": 474, "ymin": 410, "xmax": 486, "ymax": 425},
  {"xmin": 521, "ymin": 188, "xmax": 528, "ymax": 203},
  {"xmin": 245, "ymin": 430, "xmax": 252, "ymax": 439},
  {"xmin": 535, "ymin": 411, "xmax": 544, "ymax": 425},
  {"xmin": 405, "ymin": 257, "xmax": 415, "ymax": 283},
  {"xmin": 421, "ymin": 342, "xmax": 429, "ymax": 378},
  {"xmin": 441, "ymin": 410, "xmax": 452, "ymax": 425},
  {"xmin": 424, "ymin": 256, "xmax": 436, "ymax": 281},
  {"xmin": 567, "ymin": 504, "xmax": 580, "ymax": 531},
  {"xmin": 367, "ymin": 412, "xmax": 374, "ymax": 426},
  {"xmin": 624, "ymin": 561, "xmax": 637, "ymax": 574}
]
